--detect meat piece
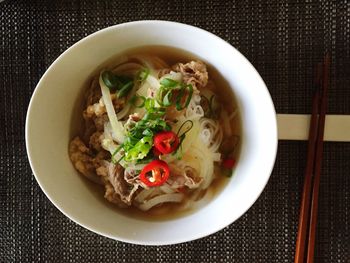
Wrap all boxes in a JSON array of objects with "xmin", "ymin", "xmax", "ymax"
[
  {"xmin": 93, "ymin": 114, "xmax": 109, "ymax": 131},
  {"xmin": 92, "ymin": 150, "xmax": 109, "ymax": 170},
  {"xmin": 104, "ymin": 182, "xmax": 129, "ymax": 208},
  {"xmin": 183, "ymin": 167, "xmax": 203, "ymax": 189},
  {"xmin": 168, "ymin": 164, "xmax": 203, "ymax": 189},
  {"xmin": 89, "ymin": 131, "xmax": 102, "ymax": 151},
  {"xmin": 102, "ymin": 162, "xmax": 139, "ymax": 207},
  {"xmin": 84, "ymin": 95, "xmax": 126, "ymax": 119},
  {"xmin": 124, "ymin": 168, "xmax": 141, "ymax": 185},
  {"xmin": 129, "ymin": 113, "xmax": 141, "ymax": 122},
  {"xmin": 69, "ymin": 137, "xmax": 102, "ymax": 184},
  {"xmin": 85, "ymin": 98, "xmax": 106, "ymax": 118},
  {"xmin": 96, "ymin": 164, "xmax": 108, "ymax": 178},
  {"xmin": 172, "ymin": 61, "xmax": 208, "ymax": 91}
]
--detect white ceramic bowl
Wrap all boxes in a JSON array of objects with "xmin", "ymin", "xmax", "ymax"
[{"xmin": 26, "ymin": 21, "xmax": 277, "ymax": 245}]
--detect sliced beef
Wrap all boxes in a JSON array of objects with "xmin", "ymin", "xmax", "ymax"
[
  {"xmin": 69, "ymin": 137, "xmax": 102, "ymax": 184},
  {"xmin": 172, "ymin": 61, "xmax": 208, "ymax": 91},
  {"xmin": 101, "ymin": 162, "xmax": 139, "ymax": 207},
  {"xmin": 168, "ymin": 164, "xmax": 203, "ymax": 189},
  {"xmin": 89, "ymin": 131, "xmax": 103, "ymax": 151}
]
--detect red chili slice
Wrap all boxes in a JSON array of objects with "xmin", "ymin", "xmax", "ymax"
[
  {"xmin": 153, "ymin": 131, "xmax": 179, "ymax": 154},
  {"xmin": 139, "ymin": 160, "xmax": 170, "ymax": 187},
  {"xmin": 222, "ymin": 158, "xmax": 235, "ymax": 169}
]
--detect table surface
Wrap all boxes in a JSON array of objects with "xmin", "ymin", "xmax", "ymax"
[{"xmin": 1, "ymin": 0, "xmax": 349, "ymax": 262}]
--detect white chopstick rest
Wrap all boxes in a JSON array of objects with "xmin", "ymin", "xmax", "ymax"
[{"xmin": 277, "ymin": 114, "xmax": 350, "ymax": 142}]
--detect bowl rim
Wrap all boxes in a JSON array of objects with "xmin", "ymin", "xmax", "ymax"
[{"xmin": 25, "ymin": 20, "xmax": 278, "ymax": 245}]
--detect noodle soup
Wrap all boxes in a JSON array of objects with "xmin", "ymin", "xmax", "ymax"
[{"xmin": 69, "ymin": 46, "xmax": 241, "ymax": 219}]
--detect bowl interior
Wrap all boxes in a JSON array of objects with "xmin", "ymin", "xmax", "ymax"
[{"xmin": 26, "ymin": 21, "xmax": 277, "ymax": 245}]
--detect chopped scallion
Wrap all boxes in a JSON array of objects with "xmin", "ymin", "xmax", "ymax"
[
  {"xmin": 139, "ymin": 68, "xmax": 150, "ymax": 81},
  {"xmin": 160, "ymin": 78, "xmax": 179, "ymax": 88},
  {"xmin": 117, "ymin": 81, "xmax": 133, "ymax": 98},
  {"xmin": 101, "ymin": 70, "xmax": 119, "ymax": 90},
  {"xmin": 176, "ymin": 84, "xmax": 193, "ymax": 110},
  {"xmin": 163, "ymin": 90, "xmax": 173, "ymax": 106}
]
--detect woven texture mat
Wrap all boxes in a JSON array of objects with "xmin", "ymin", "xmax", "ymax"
[{"xmin": 1, "ymin": 0, "xmax": 349, "ymax": 262}]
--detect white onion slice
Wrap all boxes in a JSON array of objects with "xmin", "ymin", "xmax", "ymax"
[
  {"xmin": 99, "ymin": 73, "xmax": 125, "ymax": 143},
  {"xmin": 160, "ymin": 71, "xmax": 183, "ymax": 83},
  {"xmin": 138, "ymin": 193, "xmax": 184, "ymax": 211},
  {"xmin": 146, "ymin": 75, "xmax": 160, "ymax": 90},
  {"xmin": 116, "ymin": 103, "xmax": 131, "ymax": 120},
  {"xmin": 134, "ymin": 189, "xmax": 156, "ymax": 203}
]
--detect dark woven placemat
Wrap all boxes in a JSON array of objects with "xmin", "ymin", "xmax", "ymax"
[{"xmin": 1, "ymin": 0, "xmax": 349, "ymax": 262}]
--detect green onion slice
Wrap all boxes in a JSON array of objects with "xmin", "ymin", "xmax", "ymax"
[
  {"xmin": 145, "ymin": 98, "xmax": 155, "ymax": 112},
  {"xmin": 163, "ymin": 90, "xmax": 173, "ymax": 106},
  {"xmin": 117, "ymin": 81, "xmax": 133, "ymax": 98},
  {"xmin": 176, "ymin": 84, "xmax": 193, "ymax": 111},
  {"xmin": 101, "ymin": 70, "xmax": 119, "ymax": 90},
  {"xmin": 160, "ymin": 78, "xmax": 179, "ymax": 88},
  {"xmin": 139, "ymin": 68, "xmax": 150, "ymax": 82}
]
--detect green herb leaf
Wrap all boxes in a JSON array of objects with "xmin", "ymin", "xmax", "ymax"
[{"xmin": 160, "ymin": 78, "xmax": 179, "ymax": 88}]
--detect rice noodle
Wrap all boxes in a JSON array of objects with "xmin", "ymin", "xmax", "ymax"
[
  {"xmin": 188, "ymin": 138, "xmax": 215, "ymax": 189},
  {"xmin": 199, "ymin": 118, "xmax": 223, "ymax": 152},
  {"xmin": 137, "ymin": 193, "xmax": 184, "ymax": 211},
  {"xmin": 186, "ymin": 95, "xmax": 204, "ymax": 120}
]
